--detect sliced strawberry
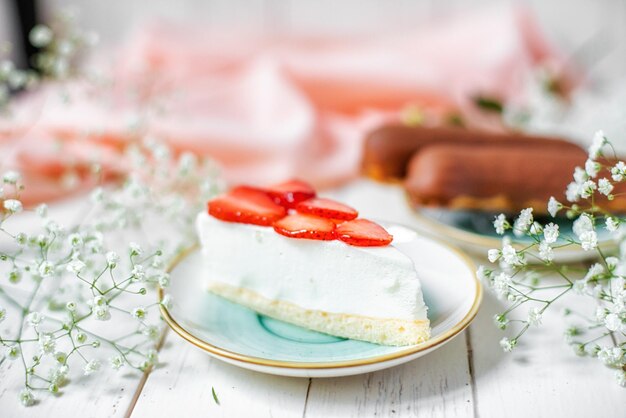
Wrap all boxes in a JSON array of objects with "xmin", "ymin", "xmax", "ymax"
[
  {"xmin": 336, "ymin": 219, "xmax": 393, "ymax": 247},
  {"xmin": 273, "ymin": 214, "xmax": 336, "ymax": 240},
  {"xmin": 296, "ymin": 197, "xmax": 358, "ymax": 221},
  {"xmin": 266, "ymin": 179, "xmax": 316, "ymax": 208},
  {"xmin": 208, "ymin": 188, "xmax": 286, "ymax": 226}
]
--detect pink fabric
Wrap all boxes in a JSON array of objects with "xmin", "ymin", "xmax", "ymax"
[{"xmin": 0, "ymin": 4, "xmax": 575, "ymax": 204}]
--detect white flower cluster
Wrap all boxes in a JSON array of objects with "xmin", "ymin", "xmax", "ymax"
[
  {"xmin": 0, "ymin": 138, "xmax": 222, "ymax": 406},
  {"xmin": 477, "ymin": 131, "xmax": 626, "ymax": 387}
]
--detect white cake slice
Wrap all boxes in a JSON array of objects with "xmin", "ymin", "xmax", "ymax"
[{"xmin": 196, "ymin": 212, "xmax": 430, "ymax": 346}]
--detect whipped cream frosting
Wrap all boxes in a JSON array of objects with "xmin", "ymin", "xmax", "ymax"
[{"xmin": 196, "ymin": 212, "xmax": 428, "ymax": 321}]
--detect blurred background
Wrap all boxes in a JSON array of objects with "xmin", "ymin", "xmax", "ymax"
[
  {"xmin": 2, "ymin": 0, "xmax": 623, "ymax": 80},
  {"xmin": 0, "ymin": 0, "xmax": 625, "ymax": 207}
]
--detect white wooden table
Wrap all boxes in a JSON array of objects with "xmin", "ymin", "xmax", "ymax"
[{"xmin": 0, "ymin": 180, "xmax": 623, "ymax": 417}]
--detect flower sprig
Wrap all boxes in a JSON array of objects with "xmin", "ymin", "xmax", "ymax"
[
  {"xmin": 479, "ymin": 130, "xmax": 626, "ymax": 387},
  {"xmin": 0, "ymin": 139, "xmax": 222, "ymax": 406}
]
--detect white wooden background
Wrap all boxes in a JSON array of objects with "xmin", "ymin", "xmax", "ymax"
[{"xmin": 0, "ymin": 1, "xmax": 625, "ymax": 417}]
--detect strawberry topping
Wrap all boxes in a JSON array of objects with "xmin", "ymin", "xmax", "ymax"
[
  {"xmin": 296, "ymin": 197, "xmax": 358, "ymax": 221},
  {"xmin": 266, "ymin": 179, "xmax": 316, "ymax": 208},
  {"xmin": 208, "ymin": 188, "xmax": 286, "ymax": 226},
  {"xmin": 335, "ymin": 219, "xmax": 393, "ymax": 247},
  {"xmin": 273, "ymin": 214, "xmax": 336, "ymax": 240}
]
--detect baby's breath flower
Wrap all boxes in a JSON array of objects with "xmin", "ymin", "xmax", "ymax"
[
  {"xmin": 573, "ymin": 214, "xmax": 594, "ymax": 237},
  {"xmin": 143, "ymin": 325, "xmax": 160, "ymax": 340},
  {"xmin": 547, "ymin": 196, "xmax": 561, "ymax": 217},
  {"xmin": 527, "ymin": 307, "xmax": 543, "ymax": 326},
  {"xmin": 574, "ymin": 166, "xmax": 587, "ymax": 184},
  {"xmin": 588, "ymin": 130, "xmax": 607, "ymax": 159},
  {"xmin": 598, "ymin": 346, "xmax": 624, "ymax": 367},
  {"xmin": 129, "ymin": 242, "xmax": 143, "ymax": 257},
  {"xmin": 543, "ymin": 223, "xmax": 559, "ymax": 244},
  {"xmin": 29, "ymin": 24, "xmax": 53, "ymax": 47},
  {"xmin": 49, "ymin": 364, "xmax": 69, "ymax": 386},
  {"xmin": 605, "ymin": 257, "xmax": 619, "ymax": 271},
  {"xmin": 566, "ymin": 182, "xmax": 580, "ymax": 202},
  {"xmin": 66, "ymin": 259, "xmax": 86, "ymax": 274},
  {"xmin": 2, "ymin": 170, "xmax": 21, "ymax": 184},
  {"xmin": 529, "ymin": 222, "xmax": 543, "ymax": 235},
  {"xmin": 66, "ymin": 301, "xmax": 76, "ymax": 312},
  {"xmin": 160, "ymin": 294, "xmax": 172, "ymax": 309},
  {"xmin": 611, "ymin": 161, "xmax": 626, "ymax": 182},
  {"xmin": 146, "ymin": 348, "xmax": 158, "ymax": 365},
  {"xmin": 131, "ymin": 307, "xmax": 146, "ymax": 320},
  {"xmin": 493, "ymin": 214, "xmax": 509, "ymax": 235},
  {"xmin": 513, "ymin": 208, "xmax": 533, "ymax": 236},
  {"xmin": 564, "ymin": 326, "xmax": 581, "ymax": 343},
  {"xmin": 3, "ymin": 199, "xmax": 23, "ymax": 213},
  {"xmin": 19, "ymin": 389, "xmax": 34, "ymax": 407},
  {"xmin": 598, "ymin": 178, "xmax": 614, "ymax": 197},
  {"xmin": 68, "ymin": 233, "xmax": 82, "ymax": 247},
  {"xmin": 487, "ymin": 249, "xmax": 500, "ymax": 263},
  {"xmin": 38, "ymin": 333, "xmax": 56, "ymax": 355},
  {"xmin": 538, "ymin": 241, "xmax": 554, "ymax": 262},
  {"xmin": 502, "ymin": 244, "xmax": 524, "ymax": 266},
  {"xmin": 106, "ymin": 251, "xmax": 119, "ymax": 268},
  {"xmin": 604, "ymin": 313, "xmax": 623, "ymax": 332},
  {"xmin": 36, "ymin": 203, "xmax": 48, "ymax": 218},
  {"xmin": 54, "ymin": 352, "xmax": 67, "ymax": 364},
  {"xmin": 573, "ymin": 279, "xmax": 588, "ymax": 294},
  {"xmin": 8, "ymin": 268, "xmax": 21, "ymax": 283},
  {"xmin": 499, "ymin": 337, "xmax": 517, "ymax": 352},
  {"xmin": 585, "ymin": 159, "xmax": 600, "ymax": 178},
  {"xmin": 476, "ymin": 266, "xmax": 491, "ymax": 281},
  {"xmin": 606, "ymin": 217, "xmax": 619, "ymax": 232},
  {"xmin": 76, "ymin": 332, "xmax": 87, "ymax": 344},
  {"xmin": 38, "ymin": 261, "xmax": 54, "ymax": 277},
  {"xmin": 15, "ymin": 232, "xmax": 27, "ymax": 246},
  {"xmin": 83, "ymin": 359, "xmax": 101, "ymax": 376},
  {"xmin": 26, "ymin": 311, "xmax": 43, "ymax": 326},
  {"xmin": 157, "ymin": 272, "xmax": 170, "ymax": 288},
  {"xmin": 579, "ymin": 180, "xmax": 597, "ymax": 199},
  {"xmin": 584, "ymin": 263, "xmax": 604, "ymax": 281},
  {"xmin": 493, "ymin": 314, "xmax": 508, "ymax": 330},
  {"xmin": 110, "ymin": 355, "xmax": 124, "ymax": 370},
  {"xmin": 6, "ymin": 345, "xmax": 20, "ymax": 360},
  {"xmin": 131, "ymin": 265, "xmax": 145, "ymax": 281},
  {"xmin": 579, "ymin": 230, "xmax": 598, "ymax": 251},
  {"xmin": 493, "ymin": 272, "xmax": 512, "ymax": 298}
]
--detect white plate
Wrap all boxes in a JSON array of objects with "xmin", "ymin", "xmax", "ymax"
[{"xmin": 160, "ymin": 223, "xmax": 482, "ymax": 378}]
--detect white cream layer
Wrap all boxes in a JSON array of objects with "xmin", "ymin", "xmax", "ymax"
[{"xmin": 196, "ymin": 212, "xmax": 428, "ymax": 321}]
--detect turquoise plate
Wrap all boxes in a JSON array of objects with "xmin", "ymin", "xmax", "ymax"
[{"xmin": 159, "ymin": 223, "xmax": 481, "ymax": 377}]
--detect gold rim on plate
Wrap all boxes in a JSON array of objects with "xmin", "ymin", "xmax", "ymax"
[{"xmin": 158, "ymin": 238, "xmax": 482, "ymax": 370}]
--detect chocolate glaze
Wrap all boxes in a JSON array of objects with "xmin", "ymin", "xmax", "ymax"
[
  {"xmin": 404, "ymin": 142, "xmax": 589, "ymax": 212},
  {"xmin": 362, "ymin": 125, "xmax": 585, "ymax": 181}
]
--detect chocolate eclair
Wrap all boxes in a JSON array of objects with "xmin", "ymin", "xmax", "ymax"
[
  {"xmin": 403, "ymin": 142, "xmax": 626, "ymax": 214},
  {"xmin": 362, "ymin": 124, "xmax": 584, "ymax": 181}
]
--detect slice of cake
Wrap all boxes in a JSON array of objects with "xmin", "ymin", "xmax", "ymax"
[{"xmin": 196, "ymin": 180, "xmax": 430, "ymax": 346}]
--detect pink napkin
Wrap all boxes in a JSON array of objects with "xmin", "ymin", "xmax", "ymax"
[{"xmin": 0, "ymin": 4, "xmax": 575, "ymax": 204}]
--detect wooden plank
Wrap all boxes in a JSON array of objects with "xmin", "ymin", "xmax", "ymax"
[
  {"xmin": 130, "ymin": 334, "xmax": 310, "ymax": 418},
  {"xmin": 302, "ymin": 335, "xmax": 474, "ymax": 418}
]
